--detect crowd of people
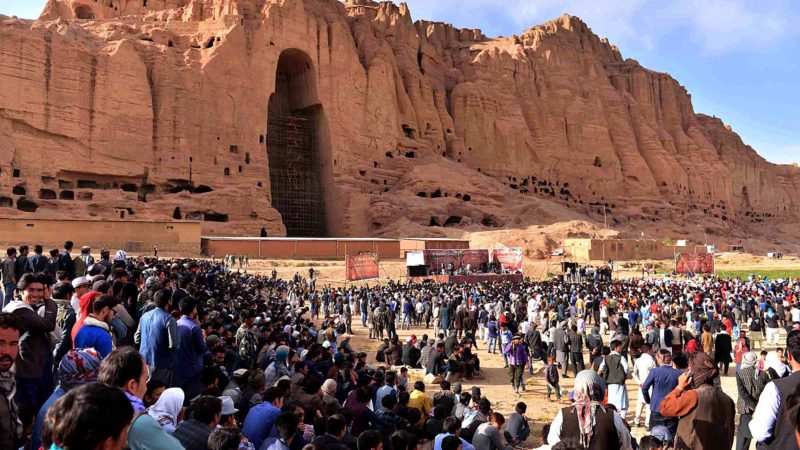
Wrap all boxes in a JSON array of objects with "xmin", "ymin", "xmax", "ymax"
[{"xmin": 2, "ymin": 240, "xmax": 800, "ymax": 450}]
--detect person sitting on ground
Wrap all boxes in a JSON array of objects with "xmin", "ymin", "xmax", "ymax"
[
  {"xmin": 408, "ymin": 381, "xmax": 432, "ymax": 427},
  {"xmin": 473, "ymin": 412, "xmax": 513, "ymax": 450},
  {"xmin": 434, "ymin": 416, "xmax": 475, "ymax": 450},
  {"xmin": 357, "ymin": 430, "xmax": 384, "ymax": 450},
  {"xmin": 638, "ymin": 435, "xmax": 664, "ymax": 450},
  {"xmin": 433, "ymin": 380, "xmax": 457, "ymax": 414},
  {"xmin": 146, "ymin": 387, "xmax": 185, "ymax": 434},
  {"xmin": 97, "ymin": 347, "xmax": 184, "ymax": 450},
  {"xmin": 504, "ymin": 402, "xmax": 531, "ymax": 446},
  {"xmin": 311, "ymin": 413, "xmax": 349, "ymax": 450},
  {"xmin": 207, "ymin": 427, "xmax": 244, "ymax": 450},
  {"xmin": 172, "ymin": 396, "xmax": 222, "ymax": 450},
  {"xmin": 260, "ymin": 411, "xmax": 300, "ymax": 450},
  {"xmin": 442, "ymin": 435, "xmax": 465, "ymax": 450}
]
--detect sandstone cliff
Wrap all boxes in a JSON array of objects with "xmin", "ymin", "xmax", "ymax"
[{"xmin": 1, "ymin": 0, "xmax": 798, "ymax": 251}]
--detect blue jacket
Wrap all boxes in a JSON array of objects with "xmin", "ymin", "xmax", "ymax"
[
  {"xmin": 242, "ymin": 401, "xmax": 281, "ymax": 449},
  {"xmin": 73, "ymin": 320, "xmax": 113, "ymax": 357},
  {"xmin": 642, "ymin": 365, "xmax": 682, "ymax": 413},
  {"xmin": 174, "ymin": 315, "xmax": 207, "ymax": 389},
  {"xmin": 135, "ymin": 307, "xmax": 180, "ymax": 368}
]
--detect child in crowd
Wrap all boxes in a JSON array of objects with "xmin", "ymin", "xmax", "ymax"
[
  {"xmin": 398, "ymin": 367, "xmax": 409, "ymax": 389},
  {"xmin": 758, "ymin": 350, "xmax": 768, "ymax": 371},
  {"xmin": 545, "ymin": 356, "xmax": 561, "ymax": 401}
]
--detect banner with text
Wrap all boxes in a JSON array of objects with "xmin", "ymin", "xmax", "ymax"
[
  {"xmin": 346, "ymin": 253, "xmax": 379, "ymax": 281},
  {"xmin": 675, "ymin": 252, "xmax": 715, "ymax": 274},
  {"xmin": 423, "ymin": 249, "xmax": 462, "ymax": 271},
  {"xmin": 492, "ymin": 247, "xmax": 524, "ymax": 271}
]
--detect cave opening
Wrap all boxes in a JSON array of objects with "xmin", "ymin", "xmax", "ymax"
[{"xmin": 266, "ymin": 49, "xmax": 328, "ymax": 237}]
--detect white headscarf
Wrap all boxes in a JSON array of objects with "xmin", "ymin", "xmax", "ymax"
[
  {"xmin": 147, "ymin": 387, "xmax": 184, "ymax": 434},
  {"xmin": 765, "ymin": 352, "xmax": 789, "ymax": 378}
]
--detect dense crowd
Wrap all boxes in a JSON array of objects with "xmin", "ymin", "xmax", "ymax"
[{"xmin": 2, "ymin": 241, "xmax": 800, "ymax": 450}]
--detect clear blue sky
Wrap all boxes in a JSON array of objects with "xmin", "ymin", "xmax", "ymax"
[{"xmin": 4, "ymin": 0, "xmax": 798, "ymax": 165}]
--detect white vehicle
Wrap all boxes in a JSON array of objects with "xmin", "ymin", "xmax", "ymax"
[{"xmin": 551, "ymin": 248, "xmax": 565, "ymax": 256}]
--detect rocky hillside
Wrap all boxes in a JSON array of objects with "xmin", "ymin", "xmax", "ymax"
[{"xmin": 1, "ymin": 0, "xmax": 797, "ymax": 251}]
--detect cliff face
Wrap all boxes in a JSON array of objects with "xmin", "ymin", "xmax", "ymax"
[{"xmin": 1, "ymin": 0, "xmax": 798, "ymax": 246}]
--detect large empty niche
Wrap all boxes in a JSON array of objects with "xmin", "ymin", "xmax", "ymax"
[{"xmin": 266, "ymin": 49, "xmax": 328, "ymax": 237}]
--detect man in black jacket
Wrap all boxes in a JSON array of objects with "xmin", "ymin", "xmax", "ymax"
[
  {"xmin": 26, "ymin": 246, "xmax": 47, "ymax": 274},
  {"xmin": 57, "ymin": 241, "xmax": 75, "ymax": 281},
  {"xmin": 13, "ymin": 246, "xmax": 29, "ymax": 282},
  {"xmin": 2, "ymin": 273, "xmax": 57, "ymax": 414},
  {"xmin": 524, "ymin": 324, "xmax": 542, "ymax": 374}
]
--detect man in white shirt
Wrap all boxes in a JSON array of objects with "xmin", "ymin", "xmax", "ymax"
[
  {"xmin": 790, "ymin": 303, "xmax": 800, "ymax": 324},
  {"xmin": 70, "ymin": 276, "xmax": 92, "ymax": 318},
  {"xmin": 632, "ymin": 343, "xmax": 656, "ymax": 428}
]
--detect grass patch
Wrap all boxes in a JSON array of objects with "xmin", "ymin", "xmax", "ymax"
[{"xmin": 716, "ymin": 269, "xmax": 800, "ymax": 280}]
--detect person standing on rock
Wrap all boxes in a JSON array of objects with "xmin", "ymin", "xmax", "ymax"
[{"xmin": 505, "ymin": 333, "xmax": 528, "ymax": 395}]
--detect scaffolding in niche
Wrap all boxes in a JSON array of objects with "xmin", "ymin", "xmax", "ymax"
[{"xmin": 266, "ymin": 107, "xmax": 325, "ymax": 237}]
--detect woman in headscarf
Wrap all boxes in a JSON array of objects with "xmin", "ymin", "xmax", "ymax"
[
  {"xmin": 546, "ymin": 370, "xmax": 632, "ymax": 449},
  {"xmin": 146, "ymin": 387, "xmax": 185, "ymax": 434},
  {"xmin": 31, "ymin": 348, "xmax": 102, "ymax": 450},
  {"xmin": 765, "ymin": 350, "xmax": 789, "ymax": 380},
  {"xmin": 114, "ymin": 250, "xmax": 128, "ymax": 262},
  {"xmin": 320, "ymin": 378, "xmax": 341, "ymax": 416},
  {"xmin": 70, "ymin": 291, "xmax": 103, "ymax": 341},
  {"xmin": 264, "ymin": 345, "xmax": 291, "ymax": 388}
]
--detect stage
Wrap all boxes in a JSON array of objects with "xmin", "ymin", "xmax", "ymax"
[{"xmin": 409, "ymin": 273, "xmax": 524, "ymax": 284}]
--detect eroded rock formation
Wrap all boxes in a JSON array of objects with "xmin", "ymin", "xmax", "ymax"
[{"xmin": 1, "ymin": 0, "xmax": 798, "ymax": 248}]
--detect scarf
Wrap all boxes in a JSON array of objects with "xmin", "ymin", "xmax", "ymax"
[
  {"xmin": 572, "ymin": 370, "xmax": 607, "ymax": 448},
  {"xmin": 71, "ymin": 292, "xmax": 103, "ymax": 341},
  {"xmin": 126, "ymin": 392, "xmax": 146, "ymax": 412},
  {"xmin": 740, "ymin": 352, "xmax": 757, "ymax": 370},
  {"xmin": 321, "ymin": 379, "xmax": 337, "ymax": 398},
  {"xmin": 689, "ymin": 352, "xmax": 718, "ymax": 388},
  {"xmin": 0, "ymin": 370, "xmax": 19, "ymax": 442},
  {"xmin": 147, "ymin": 387, "xmax": 184, "ymax": 427},
  {"xmin": 58, "ymin": 348, "xmax": 101, "ymax": 390}
]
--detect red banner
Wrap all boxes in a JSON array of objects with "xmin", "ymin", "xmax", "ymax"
[
  {"xmin": 675, "ymin": 253, "xmax": 715, "ymax": 274},
  {"xmin": 492, "ymin": 248, "xmax": 523, "ymax": 271},
  {"xmin": 424, "ymin": 249, "xmax": 461, "ymax": 271},
  {"xmin": 346, "ymin": 253, "xmax": 379, "ymax": 281},
  {"xmin": 459, "ymin": 249, "xmax": 490, "ymax": 270}
]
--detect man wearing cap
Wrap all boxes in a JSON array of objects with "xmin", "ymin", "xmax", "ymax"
[
  {"xmin": 504, "ymin": 333, "xmax": 528, "ymax": 394},
  {"xmin": 69, "ymin": 277, "xmax": 92, "ymax": 318},
  {"xmin": 74, "ymin": 294, "xmax": 117, "ymax": 357}
]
